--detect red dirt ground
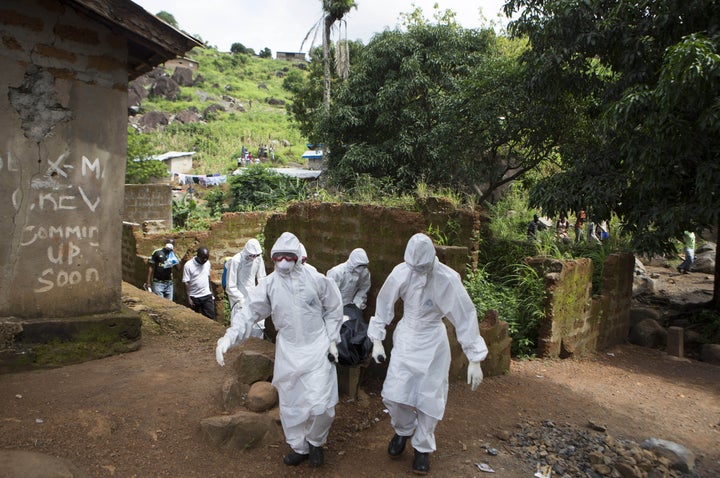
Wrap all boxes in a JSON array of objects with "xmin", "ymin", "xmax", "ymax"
[{"xmin": 1, "ymin": 266, "xmax": 718, "ymax": 477}]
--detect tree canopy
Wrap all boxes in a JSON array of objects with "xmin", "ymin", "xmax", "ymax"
[
  {"xmin": 504, "ymin": 0, "xmax": 720, "ymax": 256},
  {"xmin": 155, "ymin": 11, "xmax": 178, "ymax": 29},
  {"xmin": 125, "ymin": 127, "xmax": 167, "ymax": 184},
  {"xmin": 313, "ymin": 20, "xmax": 545, "ymax": 201}
]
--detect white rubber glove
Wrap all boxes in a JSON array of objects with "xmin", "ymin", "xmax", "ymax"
[
  {"xmin": 371, "ymin": 339, "xmax": 386, "ymax": 364},
  {"xmin": 467, "ymin": 361, "xmax": 483, "ymax": 391},
  {"xmin": 327, "ymin": 341, "xmax": 339, "ymax": 363},
  {"xmin": 353, "ymin": 296, "xmax": 366, "ymax": 310},
  {"xmin": 215, "ymin": 336, "xmax": 231, "ymax": 367}
]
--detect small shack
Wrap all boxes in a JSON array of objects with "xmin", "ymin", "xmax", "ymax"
[
  {"xmin": 0, "ymin": 0, "xmax": 201, "ymax": 371},
  {"xmin": 153, "ymin": 151, "xmax": 196, "ymax": 174},
  {"xmin": 276, "ymin": 51, "xmax": 307, "ymax": 62},
  {"xmin": 302, "ymin": 149, "xmax": 324, "ymax": 170}
]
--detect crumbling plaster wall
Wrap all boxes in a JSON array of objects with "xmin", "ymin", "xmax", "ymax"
[{"xmin": 1, "ymin": 0, "xmax": 129, "ymax": 318}]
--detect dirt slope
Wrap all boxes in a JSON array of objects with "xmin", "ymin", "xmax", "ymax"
[{"xmin": 0, "ymin": 271, "xmax": 718, "ymax": 477}]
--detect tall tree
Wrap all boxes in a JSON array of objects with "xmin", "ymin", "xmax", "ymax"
[
  {"xmin": 317, "ymin": 19, "xmax": 545, "ymax": 200},
  {"xmin": 504, "ymin": 0, "xmax": 720, "ymax": 305},
  {"xmin": 287, "ymin": 41, "xmax": 365, "ymax": 145},
  {"xmin": 302, "ymin": 0, "xmax": 357, "ymax": 109}
]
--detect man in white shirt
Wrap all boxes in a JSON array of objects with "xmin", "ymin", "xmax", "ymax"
[{"xmin": 183, "ymin": 247, "xmax": 215, "ymax": 320}]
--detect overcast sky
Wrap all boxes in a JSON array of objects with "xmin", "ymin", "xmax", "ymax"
[{"xmin": 132, "ymin": 0, "xmax": 511, "ymax": 55}]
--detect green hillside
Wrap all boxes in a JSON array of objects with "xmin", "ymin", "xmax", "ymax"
[{"xmin": 134, "ymin": 47, "xmax": 310, "ymax": 175}]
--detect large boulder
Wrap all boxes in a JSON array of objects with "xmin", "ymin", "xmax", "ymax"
[
  {"xmin": 628, "ymin": 318, "xmax": 667, "ymax": 348},
  {"xmin": 200, "ymin": 411, "xmax": 283, "ymax": 450},
  {"xmin": 629, "ymin": 307, "xmax": 661, "ymax": 329},
  {"xmin": 632, "ymin": 258, "xmax": 656, "ymax": 297},
  {"xmin": 693, "ymin": 242, "xmax": 715, "ymax": 274},
  {"xmin": 231, "ymin": 350, "xmax": 274, "ymax": 384},
  {"xmin": 151, "ymin": 76, "xmax": 180, "ymax": 100},
  {"xmin": 172, "ymin": 66, "xmax": 194, "ymax": 86},
  {"xmin": 137, "ymin": 111, "xmax": 170, "ymax": 132},
  {"xmin": 174, "ymin": 108, "xmax": 200, "ymax": 124}
]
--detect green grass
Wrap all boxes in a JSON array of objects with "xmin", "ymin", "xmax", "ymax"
[{"xmin": 136, "ymin": 47, "xmax": 310, "ymax": 175}]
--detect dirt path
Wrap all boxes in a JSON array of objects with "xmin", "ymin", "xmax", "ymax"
[{"xmin": 1, "ymin": 270, "xmax": 718, "ymax": 477}]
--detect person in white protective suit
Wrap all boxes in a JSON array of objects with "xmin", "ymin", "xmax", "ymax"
[
  {"xmin": 368, "ymin": 233, "xmax": 487, "ymax": 475},
  {"xmin": 215, "ymin": 232, "xmax": 344, "ymax": 468},
  {"xmin": 327, "ymin": 248, "xmax": 371, "ymax": 313},
  {"xmin": 327, "ymin": 248, "xmax": 373, "ymax": 365},
  {"xmin": 225, "ymin": 238, "xmax": 266, "ymax": 338}
]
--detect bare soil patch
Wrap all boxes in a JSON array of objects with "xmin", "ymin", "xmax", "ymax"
[{"xmin": 1, "ymin": 271, "xmax": 718, "ymax": 477}]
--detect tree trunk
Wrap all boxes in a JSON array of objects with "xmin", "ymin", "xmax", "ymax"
[{"xmin": 323, "ymin": 14, "xmax": 333, "ymax": 109}]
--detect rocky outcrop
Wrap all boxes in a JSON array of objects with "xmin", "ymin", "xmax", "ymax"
[
  {"xmin": 136, "ymin": 110, "xmax": 170, "ymax": 132},
  {"xmin": 150, "ymin": 76, "xmax": 180, "ymax": 100},
  {"xmin": 171, "ymin": 66, "xmax": 194, "ymax": 86}
]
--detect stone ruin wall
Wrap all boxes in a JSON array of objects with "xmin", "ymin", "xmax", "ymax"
[
  {"xmin": 122, "ymin": 201, "xmax": 633, "ymax": 367},
  {"xmin": 529, "ymin": 253, "xmax": 634, "ymax": 359}
]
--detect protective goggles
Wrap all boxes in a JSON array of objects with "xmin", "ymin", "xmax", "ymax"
[{"xmin": 271, "ymin": 253, "xmax": 298, "ymax": 262}]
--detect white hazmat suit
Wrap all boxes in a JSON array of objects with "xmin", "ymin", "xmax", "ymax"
[
  {"xmin": 225, "ymin": 238, "xmax": 266, "ymax": 337},
  {"xmin": 216, "ymin": 232, "xmax": 344, "ymax": 462},
  {"xmin": 368, "ymin": 233, "xmax": 487, "ymax": 462},
  {"xmin": 327, "ymin": 248, "xmax": 371, "ymax": 310}
]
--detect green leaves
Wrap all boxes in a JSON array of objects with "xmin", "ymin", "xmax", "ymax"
[
  {"xmin": 125, "ymin": 127, "xmax": 166, "ymax": 184},
  {"xmin": 509, "ymin": 0, "xmax": 720, "ymax": 257},
  {"xmin": 317, "ymin": 23, "xmax": 535, "ymax": 200},
  {"xmin": 227, "ymin": 165, "xmax": 308, "ymax": 211}
]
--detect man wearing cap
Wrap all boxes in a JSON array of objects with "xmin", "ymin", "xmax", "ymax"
[{"xmin": 146, "ymin": 238, "xmax": 180, "ymax": 300}]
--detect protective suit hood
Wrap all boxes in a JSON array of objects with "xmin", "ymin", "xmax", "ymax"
[
  {"xmin": 347, "ymin": 248, "xmax": 369, "ymax": 269},
  {"xmin": 404, "ymin": 233, "xmax": 437, "ymax": 272},
  {"xmin": 243, "ymin": 238, "xmax": 262, "ymax": 256},
  {"xmin": 272, "ymin": 232, "xmax": 302, "ymax": 260}
]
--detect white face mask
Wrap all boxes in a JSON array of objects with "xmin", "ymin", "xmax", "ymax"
[{"xmin": 274, "ymin": 259, "xmax": 295, "ymax": 273}]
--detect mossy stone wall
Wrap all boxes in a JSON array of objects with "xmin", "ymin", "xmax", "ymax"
[{"xmin": 529, "ymin": 253, "xmax": 634, "ymax": 358}]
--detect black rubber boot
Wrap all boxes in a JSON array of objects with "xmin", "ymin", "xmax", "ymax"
[
  {"xmin": 283, "ymin": 451, "xmax": 308, "ymax": 466},
  {"xmin": 412, "ymin": 449, "xmax": 430, "ymax": 475},
  {"xmin": 388, "ymin": 434, "xmax": 409, "ymax": 457},
  {"xmin": 308, "ymin": 444, "xmax": 324, "ymax": 467}
]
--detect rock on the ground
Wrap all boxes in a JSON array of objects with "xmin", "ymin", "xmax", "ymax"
[
  {"xmin": 629, "ymin": 319, "xmax": 667, "ymax": 348},
  {"xmin": 200, "ymin": 411, "xmax": 283, "ymax": 450},
  {"xmin": 507, "ymin": 420, "xmax": 698, "ymax": 478},
  {"xmin": 245, "ymin": 381, "xmax": 278, "ymax": 412},
  {"xmin": 700, "ymin": 343, "xmax": 720, "ymax": 365},
  {"xmin": 233, "ymin": 340, "xmax": 275, "ymax": 385},
  {"xmin": 220, "ymin": 377, "xmax": 250, "ymax": 411},
  {"xmin": 641, "ymin": 437, "xmax": 696, "ymax": 472}
]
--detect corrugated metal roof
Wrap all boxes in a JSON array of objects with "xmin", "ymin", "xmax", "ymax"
[{"xmin": 153, "ymin": 151, "xmax": 196, "ymax": 161}]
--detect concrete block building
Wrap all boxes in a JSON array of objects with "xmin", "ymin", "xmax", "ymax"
[{"xmin": 0, "ymin": 0, "xmax": 201, "ymax": 370}]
